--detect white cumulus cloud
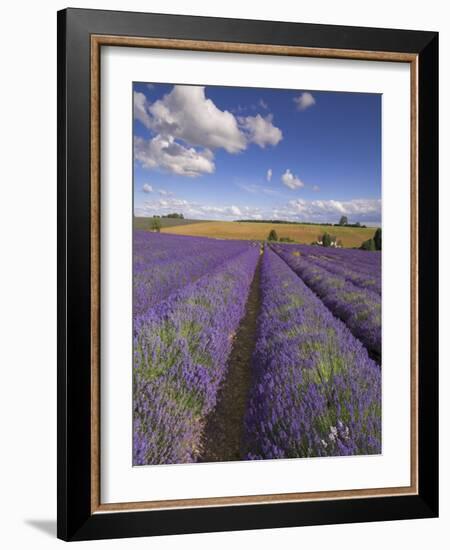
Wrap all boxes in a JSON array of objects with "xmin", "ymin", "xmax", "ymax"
[
  {"xmin": 134, "ymin": 85, "xmax": 283, "ymax": 177},
  {"xmin": 134, "ymin": 91, "xmax": 153, "ymax": 128},
  {"xmin": 134, "ymin": 192, "xmax": 381, "ymax": 225},
  {"xmin": 142, "ymin": 183, "xmax": 153, "ymax": 193},
  {"xmin": 293, "ymin": 92, "xmax": 316, "ymax": 111},
  {"xmin": 147, "ymin": 85, "xmax": 246, "ymax": 153},
  {"xmin": 134, "ymin": 135, "xmax": 215, "ymax": 177},
  {"xmin": 239, "ymin": 114, "xmax": 283, "ymax": 148},
  {"xmin": 266, "ymin": 168, "xmax": 273, "ymax": 182},
  {"xmin": 284, "ymin": 198, "xmax": 381, "ymax": 223},
  {"xmin": 281, "ymin": 169, "xmax": 305, "ymax": 190},
  {"xmin": 135, "ymin": 196, "xmax": 262, "ymax": 221}
]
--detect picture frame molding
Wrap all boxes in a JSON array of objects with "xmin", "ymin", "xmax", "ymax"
[{"xmin": 58, "ymin": 7, "xmax": 438, "ymax": 541}]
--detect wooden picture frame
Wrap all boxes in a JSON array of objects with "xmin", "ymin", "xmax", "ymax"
[{"xmin": 57, "ymin": 8, "xmax": 438, "ymax": 541}]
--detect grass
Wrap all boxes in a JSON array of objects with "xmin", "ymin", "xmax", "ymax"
[
  {"xmin": 133, "ymin": 217, "xmax": 210, "ymax": 230},
  {"xmin": 160, "ymin": 220, "xmax": 377, "ymax": 248}
]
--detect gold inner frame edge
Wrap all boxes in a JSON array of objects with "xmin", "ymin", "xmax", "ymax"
[{"xmin": 90, "ymin": 35, "xmax": 419, "ymax": 514}]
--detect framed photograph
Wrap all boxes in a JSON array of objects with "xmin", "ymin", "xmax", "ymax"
[{"xmin": 57, "ymin": 8, "xmax": 438, "ymax": 541}]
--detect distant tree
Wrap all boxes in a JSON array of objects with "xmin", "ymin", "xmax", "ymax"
[
  {"xmin": 361, "ymin": 238, "xmax": 376, "ymax": 251},
  {"xmin": 374, "ymin": 228, "xmax": 382, "ymax": 250},
  {"xmin": 165, "ymin": 212, "xmax": 184, "ymax": 219},
  {"xmin": 355, "ymin": 221, "xmax": 361, "ymax": 227},
  {"xmin": 322, "ymin": 232, "xmax": 332, "ymax": 247},
  {"xmin": 150, "ymin": 217, "xmax": 161, "ymax": 232},
  {"xmin": 267, "ymin": 229, "xmax": 278, "ymax": 241},
  {"xmin": 339, "ymin": 215, "xmax": 348, "ymax": 226}
]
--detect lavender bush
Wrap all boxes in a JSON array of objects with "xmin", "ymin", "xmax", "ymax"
[
  {"xmin": 134, "ymin": 231, "xmax": 255, "ymax": 316},
  {"xmin": 133, "ymin": 243, "xmax": 259, "ymax": 465},
  {"xmin": 243, "ymin": 248, "xmax": 381, "ymax": 459},
  {"xmin": 272, "ymin": 244, "xmax": 381, "ymax": 359},
  {"xmin": 272, "ymin": 243, "xmax": 381, "ymax": 295}
]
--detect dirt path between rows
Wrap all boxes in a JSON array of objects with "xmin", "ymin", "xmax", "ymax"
[{"xmin": 198, "ymin": 253, "xmax": 262, "ymax": 462}]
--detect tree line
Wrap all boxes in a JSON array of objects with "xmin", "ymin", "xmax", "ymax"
[
  {"xmin": 236, "ymin": 215, "xmax": 367, "ymax": 228},
  {"xmin": 266, "ymin": 226, "xmax": 382, "ymax": 251},
  {"xmin": 148, "ymin": 213, "xmax": 184, "ymax": 232}
]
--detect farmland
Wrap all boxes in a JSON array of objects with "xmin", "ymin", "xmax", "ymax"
[
  {"xmin": 134, "ymin": 216, "xmax": 207, "ymax": 230},
  {"xmin": 133, "ymin": 231, "xmax": 382, "ymax": 465},
  {"xmin": 158, "ymin": 219, "xmax": 376, "ymax": 248}
]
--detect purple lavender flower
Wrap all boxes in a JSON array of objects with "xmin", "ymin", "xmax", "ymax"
[
  {"xmin": 276, "ymin": 243, "xmax": 381, "ymax": 295},
  {"xmin": 271, "ymin": 243, "xmax": 381, "ymax": 359},
  {"xmin": 134, "ymin": 231, "xmax": 255, "ymax": 317},
  {"xmin": 133, "ymin": 236, "xmax": 259, "ymax": 465},
  {"xmin": 243, "ymin": 247, "xmax": 381, "ymax": 460}
]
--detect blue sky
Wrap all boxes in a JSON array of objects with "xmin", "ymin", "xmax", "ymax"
[{"xmin": 133, "ymin": 82, "xmax": 381, "ymax": 225}]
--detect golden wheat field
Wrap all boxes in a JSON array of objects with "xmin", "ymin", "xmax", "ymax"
[{"xmin": 161, "ymin": 220, "xmax": 376, "ymax": 248}]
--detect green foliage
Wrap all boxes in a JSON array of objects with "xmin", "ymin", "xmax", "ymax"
[
  {"xmin": 339, "ymin": 215, "xmax": 348, "ymax": 226},
  {"xmin": 150, "ymin": 217, "xmax": 162, "ymax": 232},
  {"xmin": 267, "ymin": 229, "xmax": 279, "ymax": 241},
  {"xmin": 238, "ymin": 219, "xmax": 335, "ymax": 226},
  {"xmin": 164, "ymin": 213, "xmax": 184, "ymax": 219},
  {"xmin": 361, "ymin": 238, "xmax": 376, "ymax": 251},
  {"xmin": 374, "ymin": 228, "xmax": 382, "ymax": 250},
  {"xmin": 322, "ymin": 232, "xmax": 332, "ymax": 247},
  {"xmin": 234, "ymin": 218, "xmax": 367, "ymax": 228}
]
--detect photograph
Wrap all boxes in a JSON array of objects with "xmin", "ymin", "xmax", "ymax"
[
  {"xmin": 52, "ymin": 5, "xmax": 438, "ymax": 542},
  {"xmin": 132, "ymin": 82, "xmax": 382, "ymax": 466}
]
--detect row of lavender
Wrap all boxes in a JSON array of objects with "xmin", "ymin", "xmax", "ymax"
[
  {"xmin": 277, "ymin": 243, "xmax": 381, "ymax": 295},
  {"xmin": 133, "ymin": 233, "xmax": 259, "ymax": 465},
  {"xmin": 243, "ymin": 247, "xmax": 381, "ymax": 459},
  {"xmin": 271, "ymin": 243, "xmax": 381, "ymax": 360},
  {"xmin": 134, "ymin": 231, "xmax": 257, "ymax": 317}
]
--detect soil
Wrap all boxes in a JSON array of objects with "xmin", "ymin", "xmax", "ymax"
[{"xmin": 198, "ymin": 254, "xmax": 262, "ymax": 462}]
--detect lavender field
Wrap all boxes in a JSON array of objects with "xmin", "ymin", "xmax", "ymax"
[{"xmin": 133, "ymin": 231, "xmax": 382, "ymax": 466}]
